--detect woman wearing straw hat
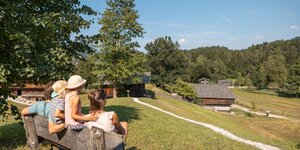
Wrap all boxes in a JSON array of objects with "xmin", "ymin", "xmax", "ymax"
[
  {"xmin": 21, "ymin": 80, "xmax": 67, "ymax": 133},
  {"xmin": 64, "ymin": 75, "xmax": 97, "ymax": 131}
]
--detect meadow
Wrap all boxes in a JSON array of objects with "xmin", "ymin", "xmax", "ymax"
[
  {"xmin": 0, "ymin": 86, "xmax": 300, "ymax": 149},
  {"xmin": 232, "ymin": 88, "xmax": 300, "ymax": 119}
]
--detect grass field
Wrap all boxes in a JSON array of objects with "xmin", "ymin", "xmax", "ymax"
[
  {"xmin": 1, "ymin": 86, "xmax": 300, "ymax": 149},
  {"xmin": 142, "ymin": 84, "xmax": 300, "ymax": 150},
  {"xmin": 1, "ymin": 97, "xmax": 258, "ymax": 150},
  {"xmin": 232, "ymin": 88, "xmax": 300, "ymax": 119}
]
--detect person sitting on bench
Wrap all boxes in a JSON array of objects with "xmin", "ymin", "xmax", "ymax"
[
  {"xmin": 85, "ymin": 90, "xmax": 128, "ymax": 141},
  {"xmin": 21, "ymin": 80, "xmax": 67, "ymax": 134},
  {"xmin": 64, "ymin": 75, "xmax": 97, "ymax": 131}
]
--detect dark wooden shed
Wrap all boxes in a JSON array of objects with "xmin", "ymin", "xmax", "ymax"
[{"xmin": 192, "ymin": 84, "xmax": 235, "ymax": 106}]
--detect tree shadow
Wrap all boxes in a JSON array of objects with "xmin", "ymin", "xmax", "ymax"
[
  {"xmin": 144, "ymin": 89, "xmax": 156, "ymax": 99},
  {"xmin": 296, "ymin": 143, "xmax": 300, "ymax": 149},
  {"xmin": 82, "ymin": 105, "xmax": 140, "ymax": 123},
  {"xmin": 126, "ymin": 146, "xmax": 139, "ymax": 150},
  {"xmin": 0, "ymin": 121, "xmax": 27, "ymax": 149}
]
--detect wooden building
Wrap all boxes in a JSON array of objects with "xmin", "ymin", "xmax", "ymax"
[
  {"xmin": 98, "ymin": 72, "xmax": 150, "ymax": 98},
  {"xmin": 192, "ymin": 84, "xmax": 235, "ymax": 106},
  {"xmin": 10, "ymin": 84, "xmax": 48, "ymax": 101},
  {"xmin": 198, "ymin": 78, "xmax": 210, "ymax": 84},
  {"xmin": 218, "ymin": 80, "xmax": 233, "ymax": 86}
]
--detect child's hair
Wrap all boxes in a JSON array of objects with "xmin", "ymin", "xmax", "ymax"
[
  {"xmin": 88, "ymin": 89, "xmax": 107, "ymax": 113},
  {"xmin": 44, "ymin": 82, "xmax": 54, "ymax": 100}
]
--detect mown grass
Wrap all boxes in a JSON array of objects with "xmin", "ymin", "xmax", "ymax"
[
  {"xmin": 103, "ymin": 98, "xmax": 257, "ymax": 150},
  {"xmin": 142, "ymin": 84, "xmax": 300, "ymax": 150},
  {"xmin": 232, "ymin": 88, "xmax": 300, "ymax": 119},
  {"xmin": 2, "ymin": 87, "xmax": 300, "ymax": 149},
  {"xmin": 2, "ymin": 96, "xmax": 258, "ymax": 150}
]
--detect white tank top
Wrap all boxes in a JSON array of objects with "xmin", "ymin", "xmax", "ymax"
[{"xmin": 85, "ymin": 111, "xmax": 116, "ymax": 132}]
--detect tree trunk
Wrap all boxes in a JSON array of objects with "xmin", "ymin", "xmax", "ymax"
[{"xmin": 113, "ymin": 87, "xmax": 117, "ymax": 98}]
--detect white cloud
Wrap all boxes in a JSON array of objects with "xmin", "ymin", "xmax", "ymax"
[
  {"xmin": 178, "ymin": 38, "xmax": 187, "ymax": 44},
  {"xmin": 290, "ymin": 25, "xmax": 299, "ymax": 30},
  {"xmin": 254, "ymin": 35, "xmax": 264, "ymax": 39}
]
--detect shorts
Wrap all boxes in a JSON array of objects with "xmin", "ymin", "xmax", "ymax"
[
  {"xmin": 28, "ymin": 101, "xmax": 51, "ymax": 121},
  {"xmin": 68, "ymin": 124, "xmax": 84, "ymax": 132}
]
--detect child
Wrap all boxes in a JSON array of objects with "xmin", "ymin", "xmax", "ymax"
[
  {"xmin": 85, "ymin": 90, "xmax": 128, "ymax": 140},
  {"xmin": 64, "ymin": 75, "xmax": 97, "ymax": 131},
  {"xmin": 21, "ymin": 80, "xmax": 67, "ymax": 134}
]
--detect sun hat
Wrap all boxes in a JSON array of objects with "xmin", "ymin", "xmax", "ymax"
[
  {"xmin": 51, "ymin": 80, "xmax": 67, "ymax": 98},
  {"xmin": 67, "ymin": 75, "xmax": 86, "ymax": 89}
]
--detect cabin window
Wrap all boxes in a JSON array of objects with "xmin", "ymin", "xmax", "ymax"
[{"xmin": 17, "ymin": 90, "xmax": 21, "ymax": 96}]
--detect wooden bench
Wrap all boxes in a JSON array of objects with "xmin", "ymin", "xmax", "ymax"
[{"xmin": 22, "ymin": 115, "xmax": 125, "ymax": 150}]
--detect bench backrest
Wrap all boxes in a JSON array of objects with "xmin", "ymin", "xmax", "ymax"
[{"xmin": 22, "ymin": 115, "xmax": 124, "ymax": 150}]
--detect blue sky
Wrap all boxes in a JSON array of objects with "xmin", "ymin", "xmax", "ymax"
[{"xmin": 80, "ymin": 0, "xmax": 300, "ymax": 51}]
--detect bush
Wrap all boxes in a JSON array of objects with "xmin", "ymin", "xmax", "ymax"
[
  {"xmin": 192, "ymin": 97, "xmax": 202, "ymax": 105},
  {"xmin": 165, "ymin": 79, "xmax": 197, "ymax": 100},
  {"xmin": 277, "ymin": 89, "xmax": 300, "ymax": 98}
]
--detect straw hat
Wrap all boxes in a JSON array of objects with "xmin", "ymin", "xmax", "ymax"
[
  {"xmin": 67, "ymin": 75, "xmax": 86, "ymax": 89},
  {"xmin": 51, "ymin": 80, "xmax": 67, "ymax": 98}
]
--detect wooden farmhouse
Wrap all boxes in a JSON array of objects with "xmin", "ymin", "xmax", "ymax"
[
  {"xmin": 10, "ymin": 84, "xmax": 48, "ymax": 101},
  {"xmin": 193, "ymin": 84, "xmax": 235, "ymax": 106},
  {"xmin": 100, "ymin": 72, "xmax": 150, "ymax": 98}
]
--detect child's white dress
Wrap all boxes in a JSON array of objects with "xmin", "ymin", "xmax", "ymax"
[{"xmin": 85, "ymin": 111, "xmax": 116, "ymax": 133}]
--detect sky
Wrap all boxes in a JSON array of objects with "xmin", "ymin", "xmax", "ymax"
[{"xmin": 80, "ymin": 0, "xmax": 300, "ymax": 51}]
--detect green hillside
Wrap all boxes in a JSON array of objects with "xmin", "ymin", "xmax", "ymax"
[
  {"xmin": 1, "ymin": 86, "xmax": 299, "ymax": 149},
  {"xmin": 142, "ymin": 84, "xmax": 300, "ymax": 150},
  {"xmin": 232, "ymin": 88, "xmax": 300, "ymax": 119}
]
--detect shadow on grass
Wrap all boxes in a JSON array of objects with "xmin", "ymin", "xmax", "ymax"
[
  {"xmin": 144, "ymin": 89, "xmax": 156, "ymax": 99},
  {"xmin": 296, "ymin": 143, "xmax": 300, "ymax": 149},
  {"xmin": 0, "ymin": 121, "xmax": 26, "ymax": 149},
  {"xmin": 82, "ymin": 105, "xmax": 140, "ymax": 123},
  {"xmin": 126, "ymin": 146, "xmax": 138, "ymax": 150}
]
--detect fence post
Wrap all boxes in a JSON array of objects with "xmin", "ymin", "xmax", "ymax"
[{"xmin": 22, "ymin": 115, "xmax": 39, "ymax": 150}]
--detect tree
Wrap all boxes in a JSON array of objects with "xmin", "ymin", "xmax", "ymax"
[
  {"xmin": 74, "ymin": 55, "xmax": 98, "ymax": 89},
  {"xmin": 0, "ymin": 0, "xmax": 96, "ymax": 120},
  {"xmin": 235, "ymin": 72, "xmax": 245, "ymax": 86},
  {"xmin": 93, "ymin": 0, "xmax": 145, "ymax": 98},
  {"xmin": 165, "ymin": 78, "xmax": 196, "ymax": 100},
  {"xmin": 262, "ymin": 54, "xmax": 288, "ymax": 88},
  {"xmin": 146, "ymin": 36, "xmax": 190, "ymax": 87},
  {"xmin": 190, "ymin": 55, "xmax": 211, "ymax": 83},
  {"xmin": 288, "ymin": 58, "xmax": 300, "ymax": 87}
]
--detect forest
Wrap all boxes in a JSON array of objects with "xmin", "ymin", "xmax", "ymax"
[{"xmin": 143, "ymin": 36, "xmax": 300, "ymax": 97}]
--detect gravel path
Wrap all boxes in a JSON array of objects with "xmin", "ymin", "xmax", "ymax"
[
  {"xmin": 231, "ymin": 104, "xmax": 287, "ymax": 119},
  {"xmin": 133, "ymin": 98, "xmax": 280, "ymax": 150}
]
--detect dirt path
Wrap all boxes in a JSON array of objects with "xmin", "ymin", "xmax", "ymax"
[
  {"xmin": 231, "ymin": 104, "xmax": 287, "ymax": 119},
  {"xmin": 133, "ymin": 98, "xmax": 280, "ymax": 150}
]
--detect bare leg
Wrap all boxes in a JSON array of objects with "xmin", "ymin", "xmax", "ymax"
[
  {"xmin": 120, "ymin": 122, "xmax": 128, "ymax": 141},
  {"xmin": 21, "ymin": 107, "xmax": 31, "ymax": 115},
  {"xmin": 48, "ymin": 122, "xmax": 65, "ymax": 134}
]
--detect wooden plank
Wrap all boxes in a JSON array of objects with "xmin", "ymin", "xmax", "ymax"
[
  {"xmin": 33, "ymin": 115, "xmax": 92, "ymax": 150},
  {"xmin": 22, "ymin": 115, "xmax": 39, "ymax": 150},
  {"xmin": 26, "ymin": 115, "xmax": 125, "ymax": 150},
  {"xmin": 104, "ymin": 132, "xmax": 124, "ymax": 150}
]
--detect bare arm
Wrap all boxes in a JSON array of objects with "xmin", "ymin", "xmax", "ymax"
[
  {"xmin": 48, "ymin": 122, "xmax": 65, "ymax": 134},
  {"xmin": 112, "ymin": 113, "xmax": 122, "ymax": 133},
  {"xmin": 54, "ymin": 110, "xmax": 64, "ymax": 119},
  {"xmin": 70, "ymin": 96, "xmax": 97, "ymax": 121}
]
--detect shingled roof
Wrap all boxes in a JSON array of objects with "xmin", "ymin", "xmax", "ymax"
[{"xmin": 192, "ymin": 84, "xmax": 235, "ymax": 99}]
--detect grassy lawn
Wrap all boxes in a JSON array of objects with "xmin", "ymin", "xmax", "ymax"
[
  {"xmin": 141, "ymin": 84, "xmax": 300, "ymax": 150},
  {"xmin": 232, "ymin": 88, "xmax": 300, "ymax": 119},
  {"xmin": 2, "ymin": 96, "xmax": 257, "ymax": 150},
  {"xmin": 2, "ymin": 87, "xmax": 300, "ymax": 149}
]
